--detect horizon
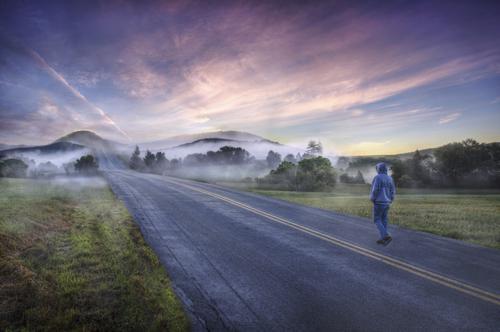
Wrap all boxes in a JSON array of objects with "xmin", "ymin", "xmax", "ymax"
[
  {"xmin": 3, "ymin": 128, "xmax": 499, "ymax": 158},
  {"xmin": 1, "ymin": 0, "xmax": 500, "ymax": 155}
]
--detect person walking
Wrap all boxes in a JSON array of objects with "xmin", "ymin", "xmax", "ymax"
[{"xmin": 370, "ymin": 162, "xmax": 395, "ymax": 245}]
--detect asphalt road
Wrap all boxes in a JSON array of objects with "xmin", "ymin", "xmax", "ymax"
[{"xmin": 103, "ymin": 169, "xmax": 500, "ymax": 331}]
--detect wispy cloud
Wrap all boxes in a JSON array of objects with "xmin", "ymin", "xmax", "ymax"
[
  {"xmin": 1, "ymin": 0, "xmax": 499, "ymax": 150},
  {"xmin": 439, "ymin": 112, "xmax": 461, "ymax": 124},
  {"xmin": 28, "ymin": 49, "xmax": 131, "ymax": 140}
]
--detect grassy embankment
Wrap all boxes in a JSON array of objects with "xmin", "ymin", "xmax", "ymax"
[
  {"xmin": 218, "ymin": 181, "xmax": 500, "ymax": 249},
  {"xmin": 0, "ymin": 178, "xmax": 189, "ymax": 331}
]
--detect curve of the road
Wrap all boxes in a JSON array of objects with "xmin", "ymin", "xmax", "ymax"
[{"xmin": 103, "ymin": 169, "xmax": 500, "ymax": 331}]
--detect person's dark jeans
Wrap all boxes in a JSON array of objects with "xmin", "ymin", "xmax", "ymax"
[{"xmin": 373, "ymin": 203, "xmax": 390, "ymax": 239}]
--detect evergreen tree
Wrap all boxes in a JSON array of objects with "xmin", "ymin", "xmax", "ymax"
[
  {"xmin": 129, "ymin": 146, "xmax": 143, "ymax": 170},
  {"xmin": 74, "ymin": 155, "xmax": 99, "ymax": 175},
  {"xmin": 143, "ymin": 150, "xmax": 156, "ymax": 169},
  {"xmin": 266, "ymin": 150, "xmax": 282, "ymax": 169},
  {"xmin": 354, "ymin": 170, "xmax": 365, "ymax": 184},
  {"xmin": 305, "ymin": 141, "xmax": 323, "ymax": 157},
  {"xmin": 154, "ymin": 151, "xmax": 168, "ymax": 174},
  {"xmin": 284, "ymin": 153, "xmax": 297, "ymax": 164}
]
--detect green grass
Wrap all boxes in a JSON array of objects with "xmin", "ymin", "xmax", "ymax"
[
  {"xmin": 244, "ymin": 184, "xmax": 500, "ymax": 249},
  {"xmin": 0, "ymin": 178, "xmax": 189, "ymax": 331}
]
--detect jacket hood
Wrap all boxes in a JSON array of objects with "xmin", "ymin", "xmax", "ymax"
[{"xmin": 376, "ymin": 162, "xmax": 388, "ymax": 174}]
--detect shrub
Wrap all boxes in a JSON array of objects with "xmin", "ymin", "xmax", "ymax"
[
  {"xmin": 296, "ymin": 156, "xmax": 336, "ymax": 191},
  {"xmin": 259, "ymin": 156, "xmax": 337, "ymax": 192},
  {"xmin": 0, "ymin": 158, "xmax": 28, "ymax": 178},
  {"xmin": 74, "ymin": 155, "xmax": 99, "ymax": 175}
]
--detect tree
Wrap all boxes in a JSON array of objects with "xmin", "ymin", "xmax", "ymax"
[
  {"xmin": 305, "ymin": 141, "xmax": 323, "ymax": 157},
  {"xmin": 129, "ymin": 146, "xmax": 144, "ymax": 170},
  {"xmin": 153, "ymin": 152, "xmax": 168, "ymax": 174},
  {"xmin": 390, "ymin": 160, "xmax": 406, "ymax": 186},
  {"xmin": 266, "ymin": 150, "xmax": 282, "ymax": 169},
  {"xmin": 143, "ymin": 150, "xmax": 156, "ymax": 169},
  {"xmin": 184, "ymin": 153, "xmax": 207, "ymax": 166},
  {"xmin": 354, "ymin": 170, "xmax": 365, "ymax": 184},
  {"xmin": 197, "ymin": 146, "xmax": 252, "ymax": 165},
  {"xmin": 398, "ymin": 174, "xmax": 416, "ymax": 187},
  {"xmin": 408, "ymin": 150, "xmax": 431, "ymax": 186},
  {"xmin": 0, "ymin": 159, "xmax": 28, "ymax": 178},
  {"xmin": 63, "ymin": 161, "xmax": 75, "ymax": 175},
  {"xmin": 258, "ymin": 156, "xmax": 337, "ymax": 191},
  {"xmin": 271, "ymin": 160, "xmax": 296, "ymax": 175},
  {"xmin": 259, "ymin": 160, "xmax": 297, "ymax": 190},
  {"xmin": 170, "ymin": 158, "xmax": 181, "ymax": 170},
  {"xmin": 296, "ymin": 156, "xmax": 336, "ymax": 191},
  {"xmin": 341, "ymin": 170, "xmax": 365, "ymax": 184},
  {"xmin": 37, "ymin": 161, "xmax": 59, "ymax": 177},
  {"xmin": 219, "ymin": 146, "xmax": 251, "ymax": 164},
  {"xmin": 434, "ymin": 139, "xmax": 489, "ymax": 184},
  {"xmin": 284, "ymin": 153, "xmax": 297, "ymax": 164},
  {"xmin": 74, "ymin": 155, "xmax": 99, "ymax": 175}
]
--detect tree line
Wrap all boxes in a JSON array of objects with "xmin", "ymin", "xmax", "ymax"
[
  {"xmin": 0, "ymin": 154, "xmax": 99, "ymax": 178},
  {"xmin": 257, "ymin": 156, "xmax": 337, "ymax": 191},
  {"xmin": 343, "ymin": 139, "xmax": 500, "ymax": 188},
  {"xmin": 391, "ymin": 139, "xmax": 500, "ymax": 188},
  {"xmin": 128, "ymin": 140, "xmax": 338, "ymax": 192}
]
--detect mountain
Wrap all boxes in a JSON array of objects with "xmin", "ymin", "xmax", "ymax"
[
  {"xmin": 0, "ymin": 143, "xmax": 26, "ymax": 151},
  {"xmin": 55, "ymin": 130, "xmax": 124, "ymax": 152},
  {"xmin": 163, "ymin": 136, "xmax": 301, "ymax": 160},
  {"xmin": 0, "ymin": 130, "xmax": 123, "ymax": 158},
  {"xmin": 141, "ymin": 130, "xmax": 277, "ymax": 150},
  {"xmin": 0, "ymin": 141, "xmax": 85, "ymax": 156},
  {"xmin": 177, "ymin": 138, "xmax": 249, "ymax": 148}
]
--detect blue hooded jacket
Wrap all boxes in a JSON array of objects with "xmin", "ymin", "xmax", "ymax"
[{"xmin": 370, "ymin": 162, "xmax": 395, "ymax": 205}]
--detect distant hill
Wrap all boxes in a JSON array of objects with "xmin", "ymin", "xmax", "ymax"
[
  {"xmin": 56, "ymin": 130, "xmax": 124, "ymax": 152},
  {"xmin": 348, "ymin": 147, "xmax": 437, "ymax": 161},
  {"xmin": 141, "ymin": 130, "xmax": 278, "ymax": 150},
  {"xmin": 163, "ymin": 136, "xmax": 301, "ymax": 160},
  {"xmin": 0, "ymin": 141, "xmax": 85, "ymax": 157},
  {"xmin": 177, "ymin": 138, "xmax": 253, "ymax": 148},
  {"xmin": 0, "ymin": 143, "xmax": 26, "ymax": 151},
  {"xmin": 336, "ymin": 142, "xmax": 498, "ymax": 171},
  {"xmin": 0, "ymin": 130, "xmax": 128, "ymax": 165}
]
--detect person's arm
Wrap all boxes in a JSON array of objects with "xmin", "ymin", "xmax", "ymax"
[
  {"xmin": 370, "ymin": 177, "xmax": 379, "ymax": 202},
  {"xmin": 389, "ymin": 178, "xmax": 396, "ymax": 203}
]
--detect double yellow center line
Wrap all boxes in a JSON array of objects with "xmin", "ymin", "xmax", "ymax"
[{"xmin": 165, "ymin": 177, "xmax": 500, "ymax": 306}]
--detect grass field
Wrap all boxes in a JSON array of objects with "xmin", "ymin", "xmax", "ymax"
[
  {"xmin": 237, "ymin": 183, "xmax": 500, "ymax": 249},
  {"xmin": 0, "ymin": 177, "xmax": 188, "ymax": 331}
]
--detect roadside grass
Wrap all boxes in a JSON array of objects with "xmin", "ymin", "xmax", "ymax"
[
  {"xmin": 239, "ymin": 183, "xmax": 500, "ymax": 249},
  {"xmin": 0, "ymin": 178, "xmax": 189, "ymax": 331}
]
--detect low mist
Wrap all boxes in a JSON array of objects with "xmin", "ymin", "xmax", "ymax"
[
  {"xmin": 8, "ymin": 149, "xmax": 90, "ymax": 168},
  {"xmin": 171, "ymin": 165, "xmax": 270, "ymax": 182},
  {"xmin": 48, "ymin": 175, "xmax": 108, "ymax": 188},
  {"xmin": 158, "ymin": 141, "xmax": 304, "ymax": 160}
]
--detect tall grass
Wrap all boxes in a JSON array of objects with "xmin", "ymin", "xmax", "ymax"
[
  {"xmin": 249, "ymin": 185, "xmax": 500, "ymax": 249},
  {"xmin": 0, "ymin": 178, "xmax": 189, "ymax": 331}
]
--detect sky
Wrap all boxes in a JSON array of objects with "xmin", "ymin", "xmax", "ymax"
[{"xmin": 1, "ymin": 0, "xmax": 499, "ymax": 155}]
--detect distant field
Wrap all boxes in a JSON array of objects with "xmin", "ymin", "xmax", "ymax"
[
  {"xmin": 217, "ymin": 182, "xmax": 500, "ymax": 249},
  {"xmin": 0, "ymin": 178, "xmax": 188, "ymax": 331}
]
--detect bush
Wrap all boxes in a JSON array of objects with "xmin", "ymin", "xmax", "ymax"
[
  {"xmin": 296, "ymin": 157, "xmax": 336, "ymax": 191},
  {"xmin": 339, "ymin": 170, "xmax": 365, "ymax": 184},
  {"xmin": 259, "ymin": 157, "xmax": 336, "ymax": 192},
  {"xmin": 74, "ymin": 155, "xmax": 99, "ymax": 175},
  {"xmin": 0, "ymin": 158, "xmax": 28, "ymax": 178},
  {"xmin": 129, "ymin": 146, "xmax": 144, "ymax": 170},
  {"xmin": 398, "ymin": 174, "xmax": 417, "ymax": 187},
  {"xmin": 258, "ymin": 160, "xmax": 297, "ymax": 190}
]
